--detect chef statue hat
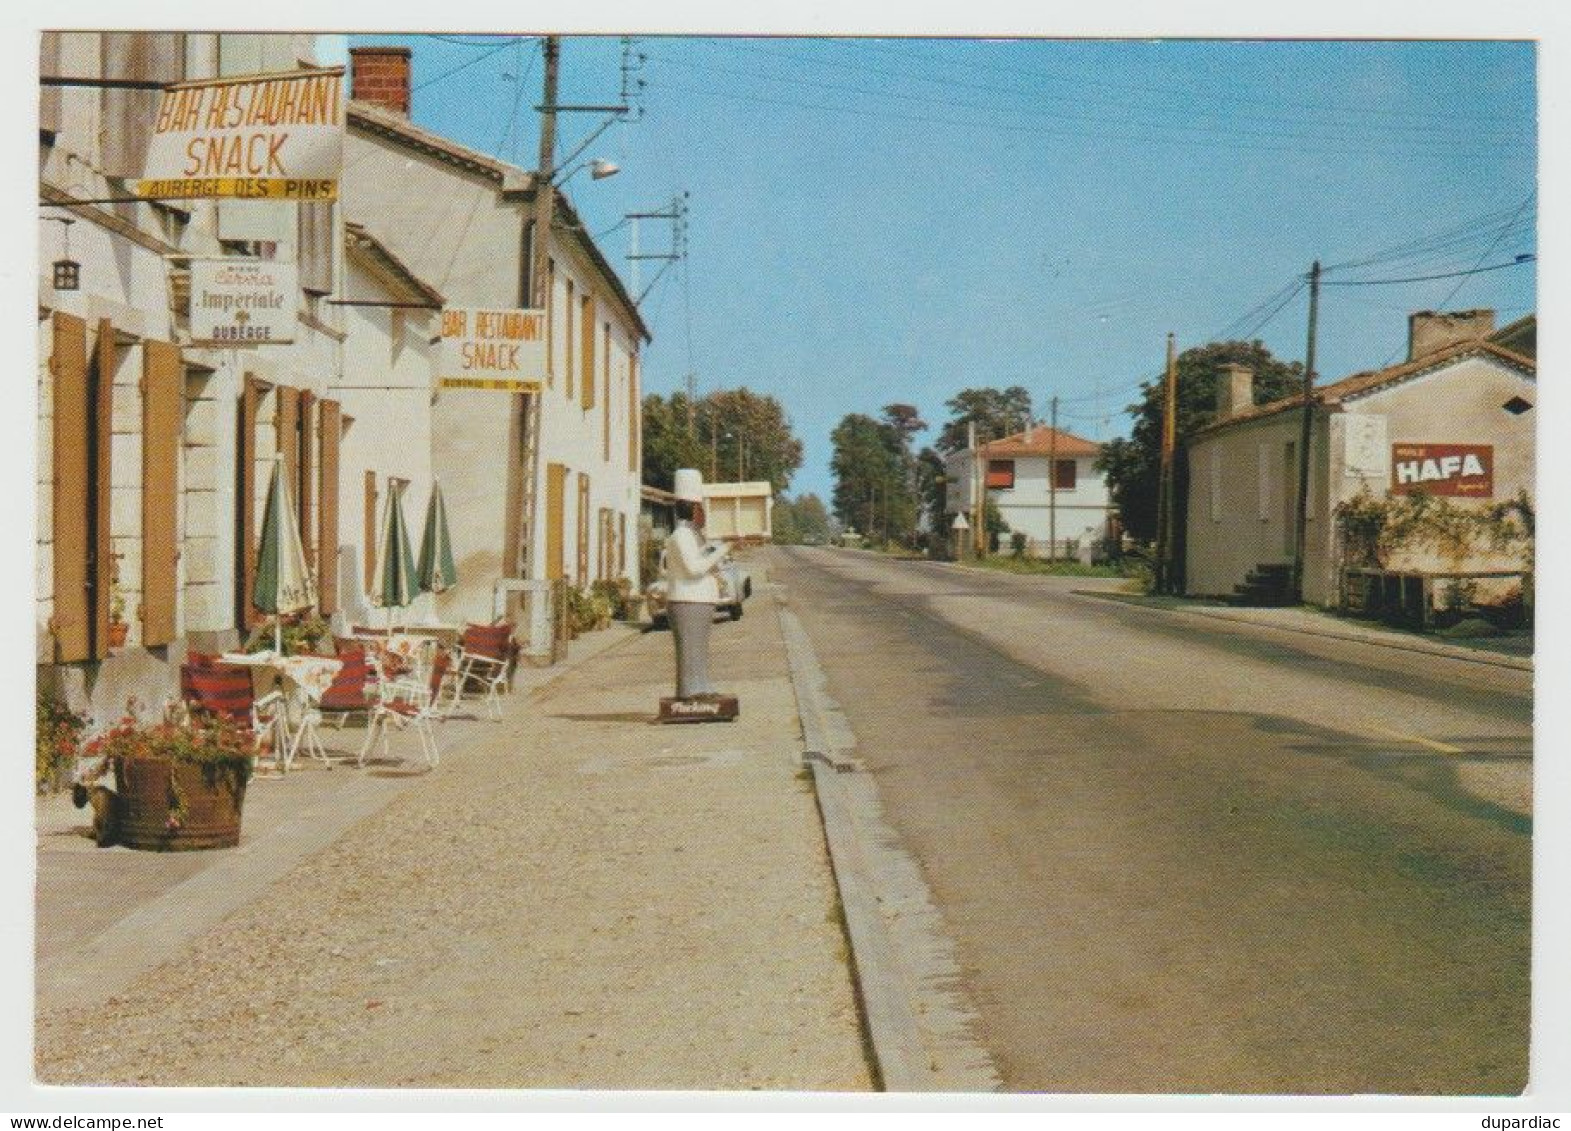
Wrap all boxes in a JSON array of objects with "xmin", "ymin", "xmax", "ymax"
[{"xmin": 674, "ymin": 468, "xmax": 705, "ymax": 503}]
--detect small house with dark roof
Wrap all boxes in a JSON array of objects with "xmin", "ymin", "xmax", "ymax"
[
  {"xmin": 1184, "ymin": 310, "xmax": 1535, "ymax": 606},
  {"xmin": 945, "ymin": 425, "xmax": 1116, "ymax": 558}
]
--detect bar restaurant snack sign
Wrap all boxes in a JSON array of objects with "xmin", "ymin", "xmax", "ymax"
[
  {"xmin": 1390, "ymin": 443, "xmax": 1494, "ymax": 498},
  {"xmin": 137, "ymin": 68, "xmax": 343, "ymax": 201},
  {"xmin": 438, "ymin": 308, "xmax": 546, "ymax": 393},
  {"xmin": 190, "ymin": 259, "xmax": 298, "ymax": 345}
]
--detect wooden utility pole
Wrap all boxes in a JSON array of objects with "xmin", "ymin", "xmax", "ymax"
[
  {"xmin": 969, "ymin": 419, "xmax": 984, "ymax": 557},
  {"xmin": 1048, "ymin": 395, "xmax": 1059, "ymax": 561},
  {"xmin": 1291, "ymin": 259, "xmax": 1321, "ymax": 602},
  {"xmin": 1154, "ymin": 334, "xmax": 1178, "ymax": 592},
  {"xmin": 506, "ymin": 36, "xmax": 559, "ymax": 582}
]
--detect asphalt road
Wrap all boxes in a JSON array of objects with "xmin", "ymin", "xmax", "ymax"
[{"xmin": 769, "ymin": 546, "xmax": 1531, "ymax": 1095}]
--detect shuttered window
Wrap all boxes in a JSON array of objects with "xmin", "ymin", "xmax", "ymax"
[
  {"xmin": 564, "ymin": 279, "xmax": 575, "ymax": 400},
  {"xmin": 628, "ymin": 350, "xmax": 639, "ymax": 472},
  {"xmin": 985, "ymin": 460, "xmax": 1015, "ymax": 489},
  {"xmin": 364, "ymin": 470, "xmax": 379, "ymax": 593},
  {"xmin": 627, "ymin": 351, "xmax": 639, "ymax": 473},
  {"xmin": 545, "ymin": 463, "xmax": 567, "ymax": 581},
  {"xmin": 236, "ymin": 376, "xmax": 260, "ymax": 628},
  {"xmin": 275, "ymin": 386, "xmax": 300, "ymax": 496},
  {"xmin": 617, "ymin": 512, "xmax": 627, "ymax": 577},
  {"xmin": 101, "ymin": 33, "xmax": 186, "ymax": 179},
  {"xmin": 298, "ymin": 202, "xmax": 334, "ymax": 294},
  {"xmin": 545, "ymin": 259, "xmax": 555, "ymax": 387},
  {"xmin": 576, "ymin": 472, "xmax": 591, "ymax": 584},
  {"xmin": 317, "ymin": 400, "xmax": 341, "ymax": 616},
  {"xmin": 580, "ymin": 294, "xmax": 596, "ymax": 411},
  {"xmin": 1053, "ymin": 459, "xmax": 1077, "ymax": 490},
  {"xmin": 298, "ymin": 391, "xmax": 315, "ymax": 573},
  {"xmin": 50, "ymin": 313, "xmax": 92, "ymax": 662},
  {"xmin": 140, "ymin": 340, "xmax": 182, "ymax": 646},
  {"xmin": 602, "ymin": 325, "xmax": 612, "ymax": 461},
  {"xmin": 90, "ymin": 321, "xmax": 114, "ymax": 654},
  {"xmin": 40, "ymin": 33, "xmax": 62, "ymax": 137}
]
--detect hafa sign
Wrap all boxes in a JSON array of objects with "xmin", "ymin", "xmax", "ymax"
[
  {"xmin": 1390, "ymin": 443, "xmax": 1494, "ymax": 498},
  {"xmin": 137, "ymin": 68, "xmax": 343, "ymax": 202},
  {"xmin": 439, "ymin": 308, "xmax": 546, "ymax": 393},
  {"xmin": 189, "ymin": 259, "xmax": 298, "ymax": 345}
]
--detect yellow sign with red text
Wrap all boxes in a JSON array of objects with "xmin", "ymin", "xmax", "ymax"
[
  {"xmin": 136, "ymin": 69, "xmax": 344, "ymax": 201},
  {"xmin": 439, "ymin": 308, "xmax": 547, "ymax": 391}
]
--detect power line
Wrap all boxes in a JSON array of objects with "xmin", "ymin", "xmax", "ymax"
[
  {"xmin": 1320, "ymin": 257, "xmax": 1534, "ymax": 287},
  {"xmin": 412, "ymin": 38, "xmax": 520, "ymax": 91},
  {"xmin": 650, "ymin": 50, "xmax": 1524, "ymax": 159},
  {"xmin": 721, "ymin": 38, "xmax": 1530, "ymax": 146}
]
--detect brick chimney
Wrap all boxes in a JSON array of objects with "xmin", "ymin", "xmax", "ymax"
[
  {"xmin": 1215, "ymin": 362, "xmax": 1254, "ymax": 419},
  {"xmin": 1408, "ymin": 309, "xmax": 1495, "ymax": 361},
  {"xmin": 349, "ymin": 46, "xmax": 412, "ymax": 116}
]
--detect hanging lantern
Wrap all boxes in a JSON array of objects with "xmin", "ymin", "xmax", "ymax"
[{"xmin": 50, "ymin": 217, "xmax": 79, "ymax": 291}]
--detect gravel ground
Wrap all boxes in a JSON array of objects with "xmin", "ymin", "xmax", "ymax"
[{"xmin": 36, "ymin": 583, "xmax": 871, "ymax": 1091}]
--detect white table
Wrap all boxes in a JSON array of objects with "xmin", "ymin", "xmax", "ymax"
[{"xmin": 219, "ymin": 651, "xmax": 343, "ymax": 773}]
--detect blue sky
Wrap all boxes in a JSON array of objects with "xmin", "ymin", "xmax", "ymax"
[{"xmin": 334, "ymin": 35, "xmax": 1536, "ymax": 500}]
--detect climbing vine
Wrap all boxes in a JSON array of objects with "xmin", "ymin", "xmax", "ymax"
[{"xmin": 1334, "ymin": 486, "xmax": 1534, "ymax": 572}]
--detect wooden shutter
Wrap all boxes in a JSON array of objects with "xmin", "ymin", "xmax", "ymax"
[
  {"xmin": 617, "ymin": 512, "xmax": 627, "ymax": 577},
  {"xmin": 317, "ymin": 400, "xmax": 340, "ymax": 615},
  {"xmin": 576, "ymin": 473, "xmax": 591, "ymax": 584},
  {"xmin": 40, "ymin": 33, "xmax": 62, "ymax": 137},
  {"xmin": 602, "ymin": 326, "xmax": 612, "ymax": 461},
  {"xmin": 298, "ymin": 202, "xmax": 334, "ymax": 295},
  {"xmin": 237, "ymin": 376, "xmax": 259, "ymax": 628},
  {"xmin": 140, "ymin": 341, "xmax": 182, "ymax": 646},
  {"xmin": 545, "ymin": 259, "xmax": 555, "ymax": 386},
  {"xmin": 364, "ymin": 470, "xmax": 379, "ymax": 592},
  {"xmin": 91, "ymin": 321, "xmax": 114, "ymax": 656},
  {"xmin": 628, "ymin": 350, "xmax": 639, "ymax": 472},
  {"xmin": 565, "ymin": 279, "xmax": 575, "ymax": 399},
  {"xmin": 276, "ymin": 386, "xmax": 300, "ymax": 490},
  {"xmin": 50, "ymin": 313, "xmax": 92, "ymax": 662},
  {"xmin": 580, "ymin": 294, "xmax": 596, "ymax": 411},
  {"xmin": 101, "ymin": 33, "xmax": 185, "ymax": 178},
  {"xmin": 298, "ymin": 390, "xmax": 315, "ymax": 573},
  {"xmin": 545, "ymin": 463, "xmax": 566, "ymax": 581}
]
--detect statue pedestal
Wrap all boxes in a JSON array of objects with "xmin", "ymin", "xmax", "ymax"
[{"xmin": 658, "ymin": 696, "xmax": 740, "ymax": 724}]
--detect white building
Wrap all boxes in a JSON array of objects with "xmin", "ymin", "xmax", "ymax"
[
  {"xmin": 1184, "ymin": 311, "xmax": 1536, "ymax": 606},
  {"xmin": 341, "ymin": 47, "xmax": 650, "ymax": 626},
  {"xmin": 945, "ymin": 427, "xmax": 1116, "ymax": 558},
  {"xmin": 37, "ymin": 33, "xmax": 349, "ymax": 720}
]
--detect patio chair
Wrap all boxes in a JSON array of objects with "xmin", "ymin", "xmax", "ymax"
[
  {"xmin": 180, "ymin": 660, "xmax": 284, "ymax": 763},
  {"xmin": 363, "ymin": 648, "xmax": 451, "ymax": 768},
  {"xmin": 444, "ymin": 622, "xmax": 515, "ymax": 721},
  {"xmin": 313, "ymin": 652, "xmax": 384, "ymax": 765}
]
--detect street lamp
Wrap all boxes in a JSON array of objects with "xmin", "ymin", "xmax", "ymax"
[{"xmin": 555, "ymin": 157, "xmax": 620, "ymax": 187}]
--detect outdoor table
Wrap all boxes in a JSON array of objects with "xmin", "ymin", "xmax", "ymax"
[{"xmin": 219, "ymin": 651, "xmax": 343, "ymax": 773}]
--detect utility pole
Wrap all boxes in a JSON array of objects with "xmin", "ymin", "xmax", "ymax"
[
  {"xmin": 969, "ymin": 419, "xmax": 984, "ymax": 557},
  {"xmin": 1291, "ymin": 259, "xmax": 1322, "ymax": 603},
  {"xmin": 1155, "ymin": 333, "xmax": 1178, "ymax": 594},
  {"xmin": 1048, "ymin": 395, "xmax": 1059, "ymax": 561},
  {"xmin": 508, "ymin": 35, "xmax": 560, "ymax": 582}
]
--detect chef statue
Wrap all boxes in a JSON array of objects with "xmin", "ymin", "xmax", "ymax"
[{"xmin": 659, "ymin": 468, "xmax": 739, "ymax": 722}]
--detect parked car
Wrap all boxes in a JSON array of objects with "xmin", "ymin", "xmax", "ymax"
[{"xmin": 645, "ymin": 550, "xmax": 751, "ymax": 629}]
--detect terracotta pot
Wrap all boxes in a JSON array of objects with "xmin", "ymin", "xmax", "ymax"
[
  {"xmin": 112, "ymin": 756, "xmax": 247, "ymax": 852},
  {"xmin": 107, "ymin": 621, "xmax": 129, "ymax": 648}
]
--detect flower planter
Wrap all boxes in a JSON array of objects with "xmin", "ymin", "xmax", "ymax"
[
  {"xmin": 107, "ymin": 621, "xmax": 129, "ymax": 648},
  {"xmin": 113, "ymin": 756, "xmax": 247, "ymax": 852}
]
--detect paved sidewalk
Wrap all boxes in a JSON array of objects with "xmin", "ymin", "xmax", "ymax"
[{"xmin": 35, "ymin": 575, "xmax": 870, "ymax": 1090}]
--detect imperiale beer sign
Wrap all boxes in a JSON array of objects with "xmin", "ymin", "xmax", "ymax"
[
  {"xmin": 189, "ymin": 259, "xmax": 298, "ymax": 345},
  {"xmin": 1390, "ymin": 443, "xmax": 1494, "ymax": 498},
  {"xmin": 438, "ymin": 308, "xmax": 546, "ymax": 393},
  {"xmin": 137, "ymin": 68, "xmax": 344, "ymax": 201}
]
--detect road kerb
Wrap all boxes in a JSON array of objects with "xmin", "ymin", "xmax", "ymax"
[{"xmin": 775, "ymin": 590, "xmax": 1001, "ymax": 1093}]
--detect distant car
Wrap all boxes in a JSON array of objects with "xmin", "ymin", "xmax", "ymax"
[{"xmin": 645, "ymin": 550, "xmax": 751, "ymax": 629}]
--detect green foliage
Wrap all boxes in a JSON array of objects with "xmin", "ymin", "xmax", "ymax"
[
  {"xmin": 565, "ymin": 585, "xmax": 615, "ymax": 636},
  {"xmin": 36, "ymin": 689, "xmax": 87, "ymax": 794},
  {"xmin": 244, "ymin": 614, "xmax": 331, "ymax": 656},
  {"xmin": 830, "ymin": 412, "xmax": 918, "ymax": 544},
  {"xmin": 774, "ymin": 492, "xmax": 834, "ymax": 545},
  {"xmin": 641, "ymin": 387, "xmax": 804, "ymax": 494},
  {"xmin": 1095, "ymin": 341, "xmax": 1304, "ymax": 543},
  {"xmin": 590, "ymin": 578, "xmax": 636, "ymax": 620},
  {"xmin": 1334, "ymin": 486, "xmax": 1534, "ymax": 572},
  {"xmin": 936, "ymin": 386, "xmax": 1034, "ymax": 454},
  {"xmin": 983, "ymin": 497, "xmax": 1010, "ymax": 544},
  {"xmin": 1010, "ymin": 532, "xmax": 1028, "ymax": 557},
  {"xmin": 974, "ymin": 554, "xmax": 1127, "ymax": 578}
]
